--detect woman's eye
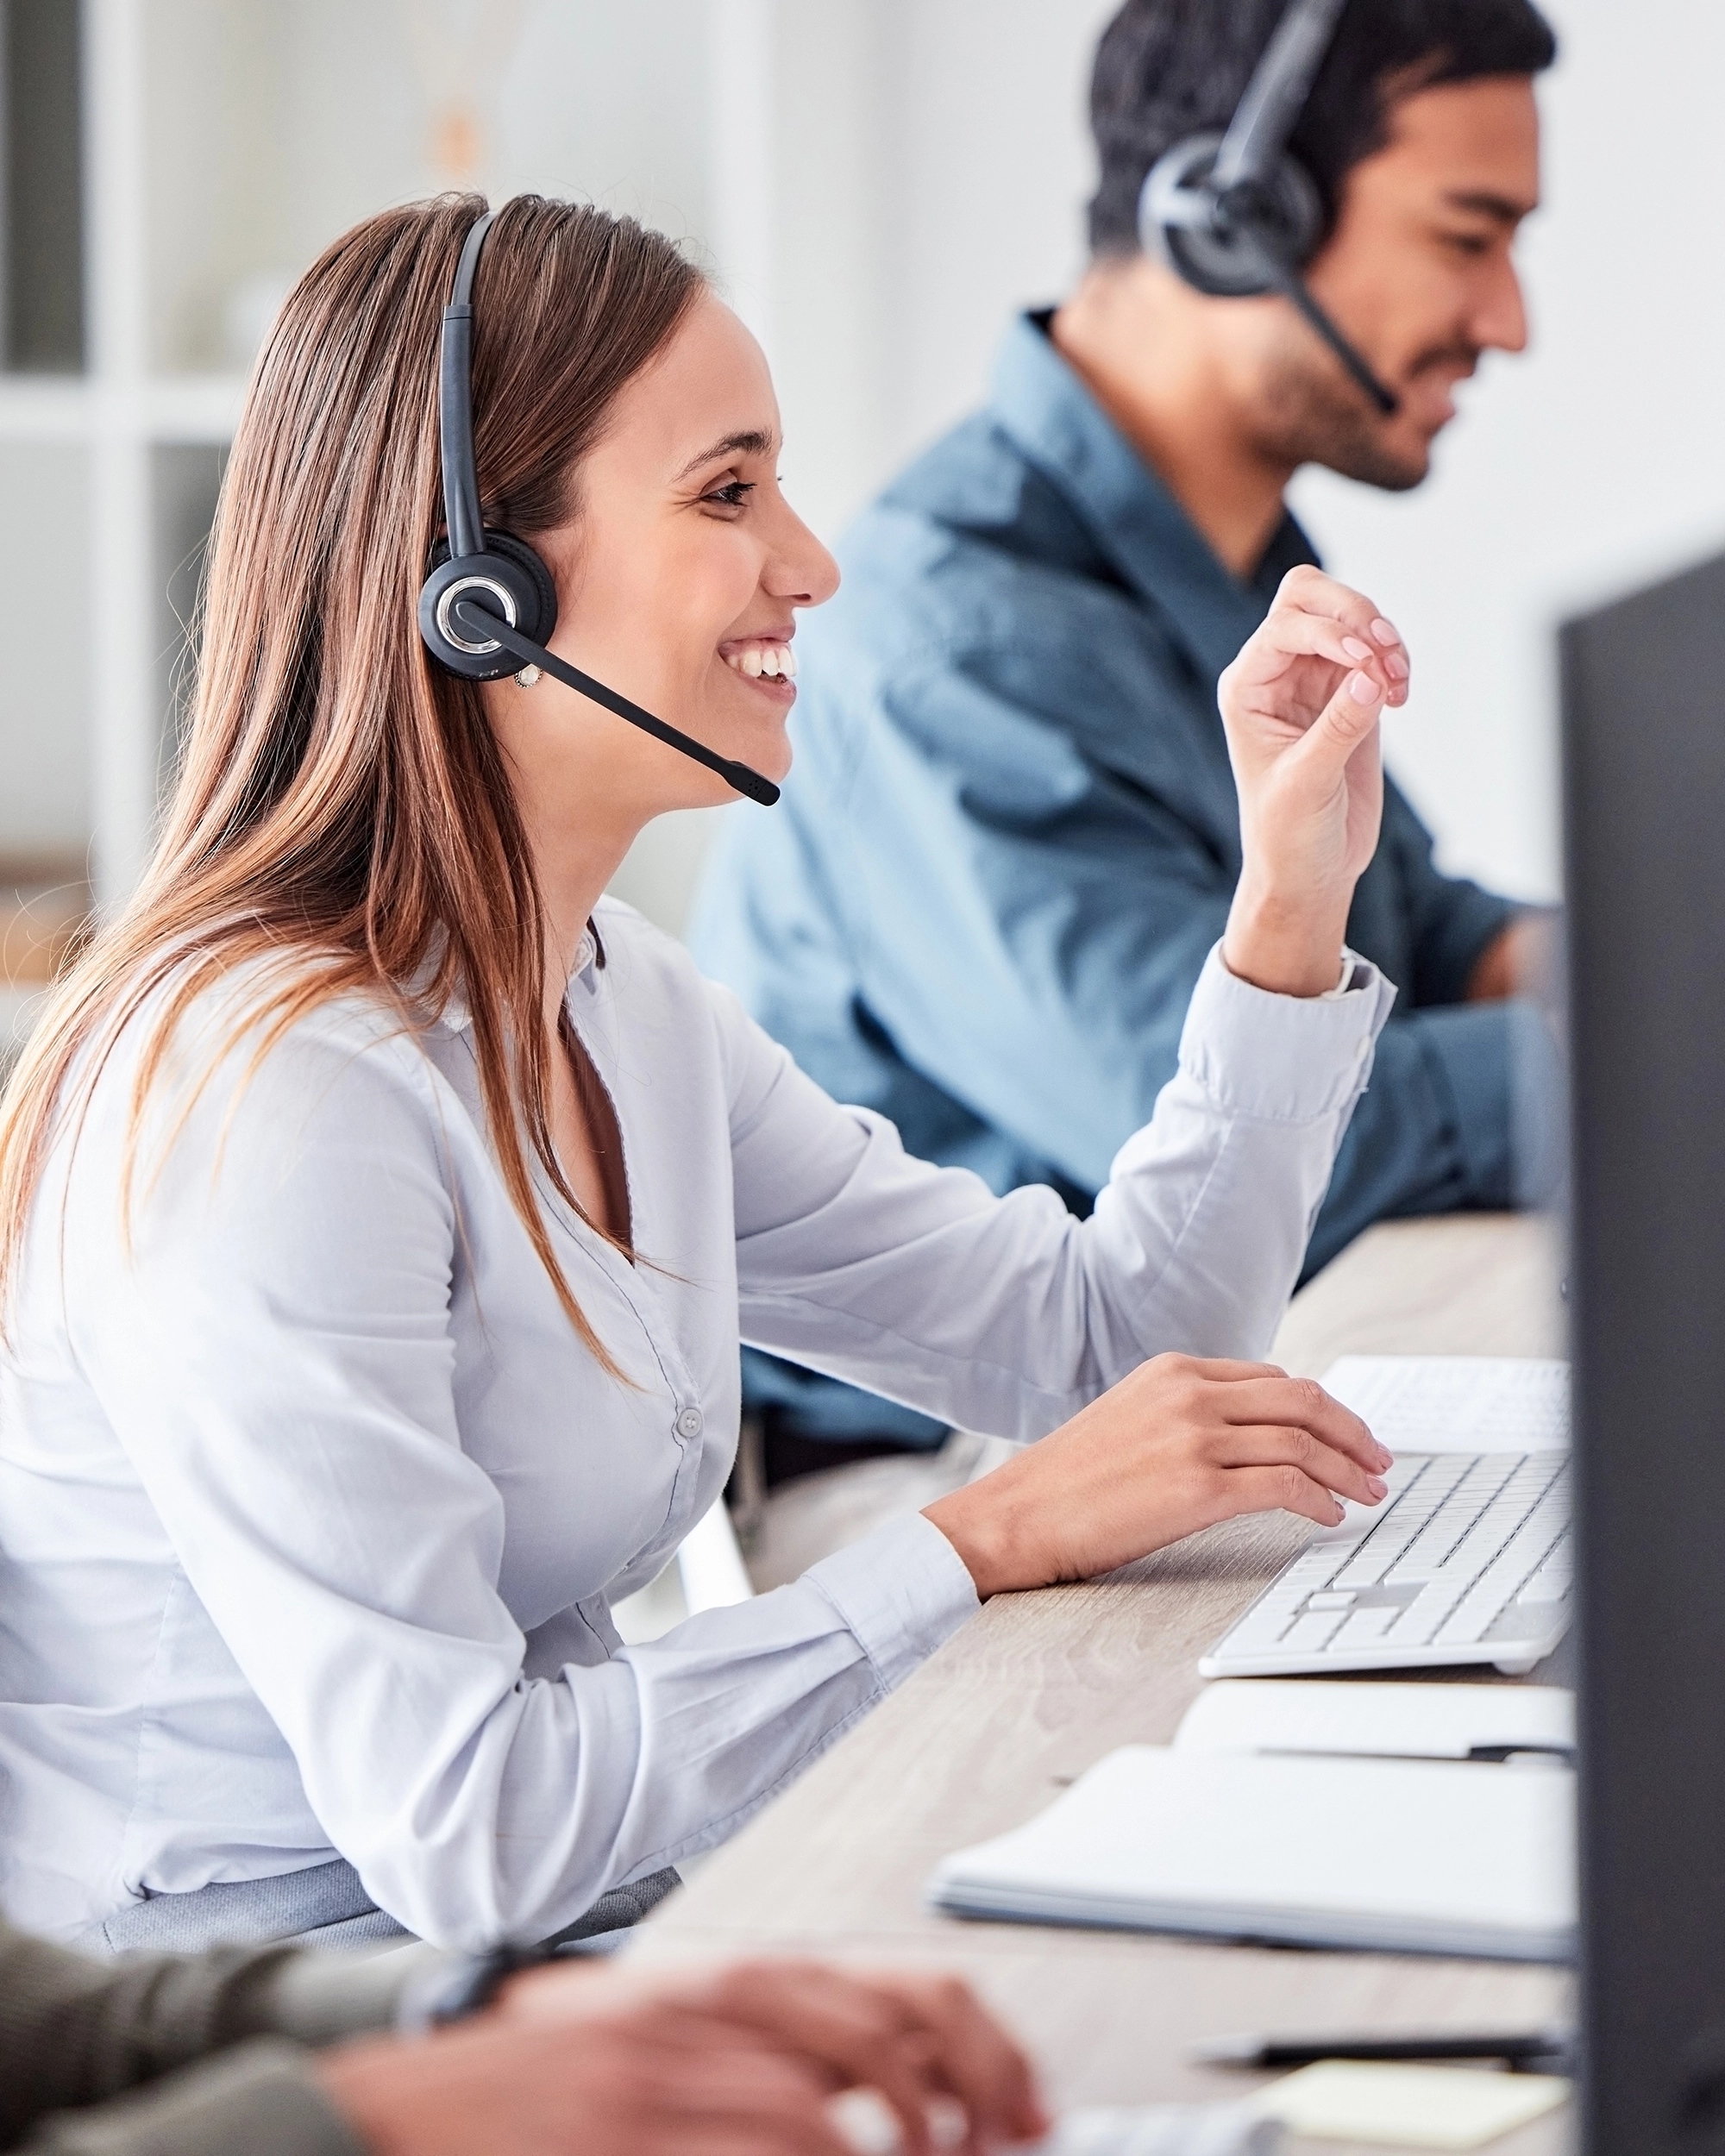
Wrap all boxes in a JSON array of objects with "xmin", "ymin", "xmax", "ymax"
[{"xmin": 703, "ymin": 479, "xmax": 756, "ymax": 511}]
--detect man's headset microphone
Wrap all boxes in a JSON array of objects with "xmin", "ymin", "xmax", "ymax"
[{"xmin": 417, "ymin": 0, "xmax": 1389, "ymax": 798}]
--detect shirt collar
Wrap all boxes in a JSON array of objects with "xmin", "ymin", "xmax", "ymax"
[
  {"xmin": 986, "ymin": 310, "xmax": 1316, "ymax": 681},
  {"xmin": 431, "ymin": 923, "xmax": 602, "ymax": 1039}
]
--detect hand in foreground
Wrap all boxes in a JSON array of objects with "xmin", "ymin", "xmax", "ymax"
[
  {"xmin": 317, "ymin": 1955, "xmax": 1046, "ymax": 2156},
  {"xmin": 1219, "ymin": 564, "xmax": 1410, "ymax": 997},
  {"xmin": 924, "ymin": 1354, "xmax": 1391, "ymax": 1600}
]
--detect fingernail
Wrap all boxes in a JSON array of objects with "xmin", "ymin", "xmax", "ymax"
[
  {"xmin": 1371, "ymin": 617, "xmax": 1400, "ymax": 645},
  {"xmin": 1384, "ymin": 650, "xmax": 1409, "ymax": 680},
  {"xmin": 1376, "ymin": 1445, "xmax": 1395, "ymax": 1470},
  {"xmin": 1341, "ymin": 636, "xmax": 1373, "ymax": 661},
  {"xmin": 1348, "ymin": 670, "xmax": 1380, "ymax": 705},
  {"xmin": 1367, "ymin": 1475, "xmax": 1388, "ymax": 1499}
]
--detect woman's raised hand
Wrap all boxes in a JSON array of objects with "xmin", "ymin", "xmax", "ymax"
[
  {"xmin": 923, "ymin": 1354, "xmax": 1392, "ymax": 1599},
  {"xmin": 1219, "ymin": 565, "xmax": 1411, "ymax": 998}
]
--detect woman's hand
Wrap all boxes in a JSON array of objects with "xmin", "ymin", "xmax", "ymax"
[
  {"xmin": 1219, "ymin": 565, "xmax": 1411, "ymax": 997},
  {"xmin": 923, "ymin": 1354, "xmax": 1391, "ymax": 1599}
]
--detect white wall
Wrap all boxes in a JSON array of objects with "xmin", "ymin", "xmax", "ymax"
[
  {"xmin": 713, "ymin": 0, "xmax": 1725, "ymax": 913},
  {"xmin": 16, "ymin": 3, "xmax": 1715, "ymax": 923}
]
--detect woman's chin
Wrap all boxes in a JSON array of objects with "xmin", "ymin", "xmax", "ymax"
[{"xmin": 712, "ymin": 686, "xmax": 797, "ymax": 782}]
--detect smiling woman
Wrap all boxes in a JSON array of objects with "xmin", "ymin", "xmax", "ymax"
[{"xmin": 0, "ymin": 192, "xmax": 1403, "ymax": 1956}]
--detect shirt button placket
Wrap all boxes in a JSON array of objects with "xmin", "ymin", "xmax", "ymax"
[{"xmin": 675, "ymin": 1407, "xmax": 704, "ymax": 1441}]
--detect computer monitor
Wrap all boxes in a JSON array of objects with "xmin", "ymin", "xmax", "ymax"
[{"xmin": 1565, "ymin": 548, "xmax": 1725, "ymax": 2151}]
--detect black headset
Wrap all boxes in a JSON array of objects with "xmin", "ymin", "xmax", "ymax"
[
  {"xmin": 1138, "ymin": 0, "xmax": 1399, "ymax": 417},
  {"xmin": 417, "ymin": 207, "xmax": 781, "ymax": 807}
]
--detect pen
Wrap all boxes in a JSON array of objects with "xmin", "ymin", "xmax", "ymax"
[{"xmin": 1192, "ymin": 2029, "xmax": 1575, "ymax": 2074}]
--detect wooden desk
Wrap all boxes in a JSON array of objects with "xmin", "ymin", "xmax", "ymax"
[{"xmin": 632, "ymin": 1214, "xmax": 1573, "ymax": 2153}]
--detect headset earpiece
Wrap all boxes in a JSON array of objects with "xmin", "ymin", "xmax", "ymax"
[
  {"xmin": 419, "ymin": 531, "xmax": 558, "ymax": 683},
  {"xmin": 1141, "ymin": 130, "xmax": 1322, "ymax": 298},
  {"xmin": 1133, "ymin": 0, "xmax": 1399, "ymax": 418}
]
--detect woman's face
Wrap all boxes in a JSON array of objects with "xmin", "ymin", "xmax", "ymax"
[{"xmin": 492, "ymin": 291, "xmax": 838, "ymax": 824}]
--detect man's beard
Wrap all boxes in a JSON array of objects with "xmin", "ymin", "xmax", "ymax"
[{"xmin": 1250, "ymin": 326, "xmax": 1480, "ymax": 493}]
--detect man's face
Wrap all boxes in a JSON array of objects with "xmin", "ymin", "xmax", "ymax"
[{"xmin": 1251, "ymin": 75, "xmax": 1541, "ymax": 490}]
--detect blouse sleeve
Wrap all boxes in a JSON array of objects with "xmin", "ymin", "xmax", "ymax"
[
  {"xmin": 721, "ymin": 943, "xmax": 1396, "ymax": 1439},
  {"xmin": 57, "ymin": 1008, "xmax": 974, "ymax": 1952}
]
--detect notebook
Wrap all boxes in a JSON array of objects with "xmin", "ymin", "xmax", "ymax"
[
  {"xmin": 1172, "ymin": 1679, "xmax": 1574, "ymax": 1763},
  {"xmin": 927, "ymin": 1742, "xmax": 1575, "ymax": 1960}
]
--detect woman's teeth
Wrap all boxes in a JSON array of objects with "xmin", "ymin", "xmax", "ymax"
[{"xmin": 726, "ymin": 644, "xmax": 797, "ymax": 680}]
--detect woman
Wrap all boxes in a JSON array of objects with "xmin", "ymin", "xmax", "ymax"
[{"xmin": 0, "ymin": 195, "xmax": 1406, "ymax": 1953}]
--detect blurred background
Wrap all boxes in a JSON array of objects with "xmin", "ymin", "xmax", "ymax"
[{"xmin": 3, "ymin": 0, "xmax": 1723, "ymax": 1057}]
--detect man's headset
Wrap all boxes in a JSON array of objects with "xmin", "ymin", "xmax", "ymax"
[
  {"xmin": 1138, "ymin": 0, "xmax": 1399, "ymax": 417},
  {"xmin": 417, "ymin": 208, "xmax": 781, "ymax": 808}
]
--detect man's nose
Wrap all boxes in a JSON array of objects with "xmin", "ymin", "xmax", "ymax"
[{"xmin": 1473, "ymin": 256, "xmax": 1530, "ymax": 356}]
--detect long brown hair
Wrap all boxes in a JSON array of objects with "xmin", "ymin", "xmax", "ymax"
[{"xmin": 0, "ymin": 194, "xmax": 703, "ymax": 1363}]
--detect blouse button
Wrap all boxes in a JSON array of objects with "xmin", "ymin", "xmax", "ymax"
[{"xmin": 675, "ymin": 1407, "xmax": 705, "ymax": 1440}]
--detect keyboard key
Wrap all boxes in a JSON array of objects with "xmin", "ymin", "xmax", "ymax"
[
  {"xmin": 1389, "ymin": 1577, "xmax": 1470, "ymax": 1645},
  {"xmin": 1330, "ymin": 1607, "xmax": 1400, "ymax": 1648},
  {"xmin": 1385, "ymin": 1457, "xmax": 1525, "ymax": 1582},
  {"xmin": 1305, "ymin": 1590, "xmax": 1357, "ymax": 1611},
  {"xmin": 1220, "ymin": 1591, "xmax": 1306, "ymax": 1649},
  {"xmin": 1434, "ymin": 1500, "xmax": 1571, "ymax": 1646},
  {"xmin": 1280, "ymin": 1610, "xmax": 1350, "ymax": 1653}
]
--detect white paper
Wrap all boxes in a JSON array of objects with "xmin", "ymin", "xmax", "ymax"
[{"xmin": 1244, "ymin": 2061, "xmax": 1569, "ymax": 2149}]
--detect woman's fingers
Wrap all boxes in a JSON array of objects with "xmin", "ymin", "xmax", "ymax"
[
  {"xmin": 1216, "ymin": 1375, "xmax": 1391, "ymax": 1471},
  {"xmin": 1227, "ymin": 569, "xmax": 1411, "ymax": 711},
  {"xmin": 1225, "ymin": 1462, "xmax": 1358, "ymax": 1528},
  {"xmin": 1273, "ymin": 566, "xmax": 1410, "ymax": 676},
  {"xmin": 1228, "ymin": 606, "xmax": 1402, "ymax": 705},
  {"xmin": 1214, "ymin": 1422, "xmax": 1388, "ymax": 1507}
]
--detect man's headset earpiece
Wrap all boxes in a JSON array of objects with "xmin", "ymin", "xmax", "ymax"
[
  {"xmin": 417, "ymin": 206, "xmax": 781, "ymax": 807},
  {"xmin": 1138, "ymin": 0, "xmax": 1399, "ymax": 418}
]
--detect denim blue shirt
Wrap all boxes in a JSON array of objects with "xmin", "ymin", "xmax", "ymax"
[{"xmin": 692, "ymin": 314, "xmax": 1530, "ymax": 1442}]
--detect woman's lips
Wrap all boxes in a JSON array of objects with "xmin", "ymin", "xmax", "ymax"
[{"xmin": 720, "ymin": 637, "xmax": 798, "ymax": 702}]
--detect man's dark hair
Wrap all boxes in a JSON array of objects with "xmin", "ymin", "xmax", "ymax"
[{"xmin": 1088, "ymin": 0, "xmax": 1558, "ymax": 257}]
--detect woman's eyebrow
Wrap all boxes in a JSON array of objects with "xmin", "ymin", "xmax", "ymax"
[{"xmin": 673, "ymin": 429, "xmax": 778, "ymax": 481}]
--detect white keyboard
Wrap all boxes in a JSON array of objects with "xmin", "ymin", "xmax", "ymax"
[{"xmin": 1201, "ymin": 1357, "xmax": 1571, "ymax": 1680}]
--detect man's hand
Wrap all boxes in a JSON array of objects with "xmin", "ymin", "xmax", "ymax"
[
  {"xmin": 317, "ymin": 1956, "xmax": 1047, "ymax": 2156},
  {"xmin": 1218, "ymin": 564, "xmax": 1410, "ymax": 998},
  {"xmin": 1467, "ymin": 912, "xmax": 1560, "ymax": 1006},
  {"xmin": 924, "ymin": 1354, "xmax": 1391, "ymax": 1599}
]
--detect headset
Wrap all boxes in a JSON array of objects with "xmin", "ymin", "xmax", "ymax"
[
  {"xmin": 417, "ymin": 208, "xmax": 781, "ymax": 807},
  {"xmin": 1138, "ymin": 0, "xmax": 1399, "ymax": 417}
]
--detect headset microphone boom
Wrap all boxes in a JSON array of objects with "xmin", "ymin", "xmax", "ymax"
[{"xmin": 417, "ymin": 208, "xmax": 781, "ymax": 809}]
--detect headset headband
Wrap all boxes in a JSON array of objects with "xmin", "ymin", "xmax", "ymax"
[{"xmin": 439, "ymin": 209, "xmax": 498, "ymax": 562}]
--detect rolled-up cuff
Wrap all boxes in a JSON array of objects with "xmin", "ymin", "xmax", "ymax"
[
  {"xmin": 806, "ymin": 1512, "xmax": 979, "ymax": 1692},
  {"xmin": 21, "ymin": 2041, "xmax": 367, "ymax": 2156},
  {"xmin": 1173, "ymin": 943, "xmax": 1397, "ymax": 1125},
  {"xmin": 256, "ymin": 1943, "xmax": 447, "ymax": 2047}
]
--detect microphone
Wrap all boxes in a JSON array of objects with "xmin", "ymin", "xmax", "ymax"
[
  {"xmin": 1264, "ymin": 261, "xmax": 1399, "ymax": 416},
  {"xmin": 449, "ymin": 595, "xmax": 781, "ymax": 807}
]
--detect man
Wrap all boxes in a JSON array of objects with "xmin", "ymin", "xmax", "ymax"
[
  {"xmin": 692, "ymin": 0, "xmax": 1559, "ymax": 1463},
  {"xmin": 0, "ymin": 1915, "xmax": 1044, "ymax": 2155}
]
